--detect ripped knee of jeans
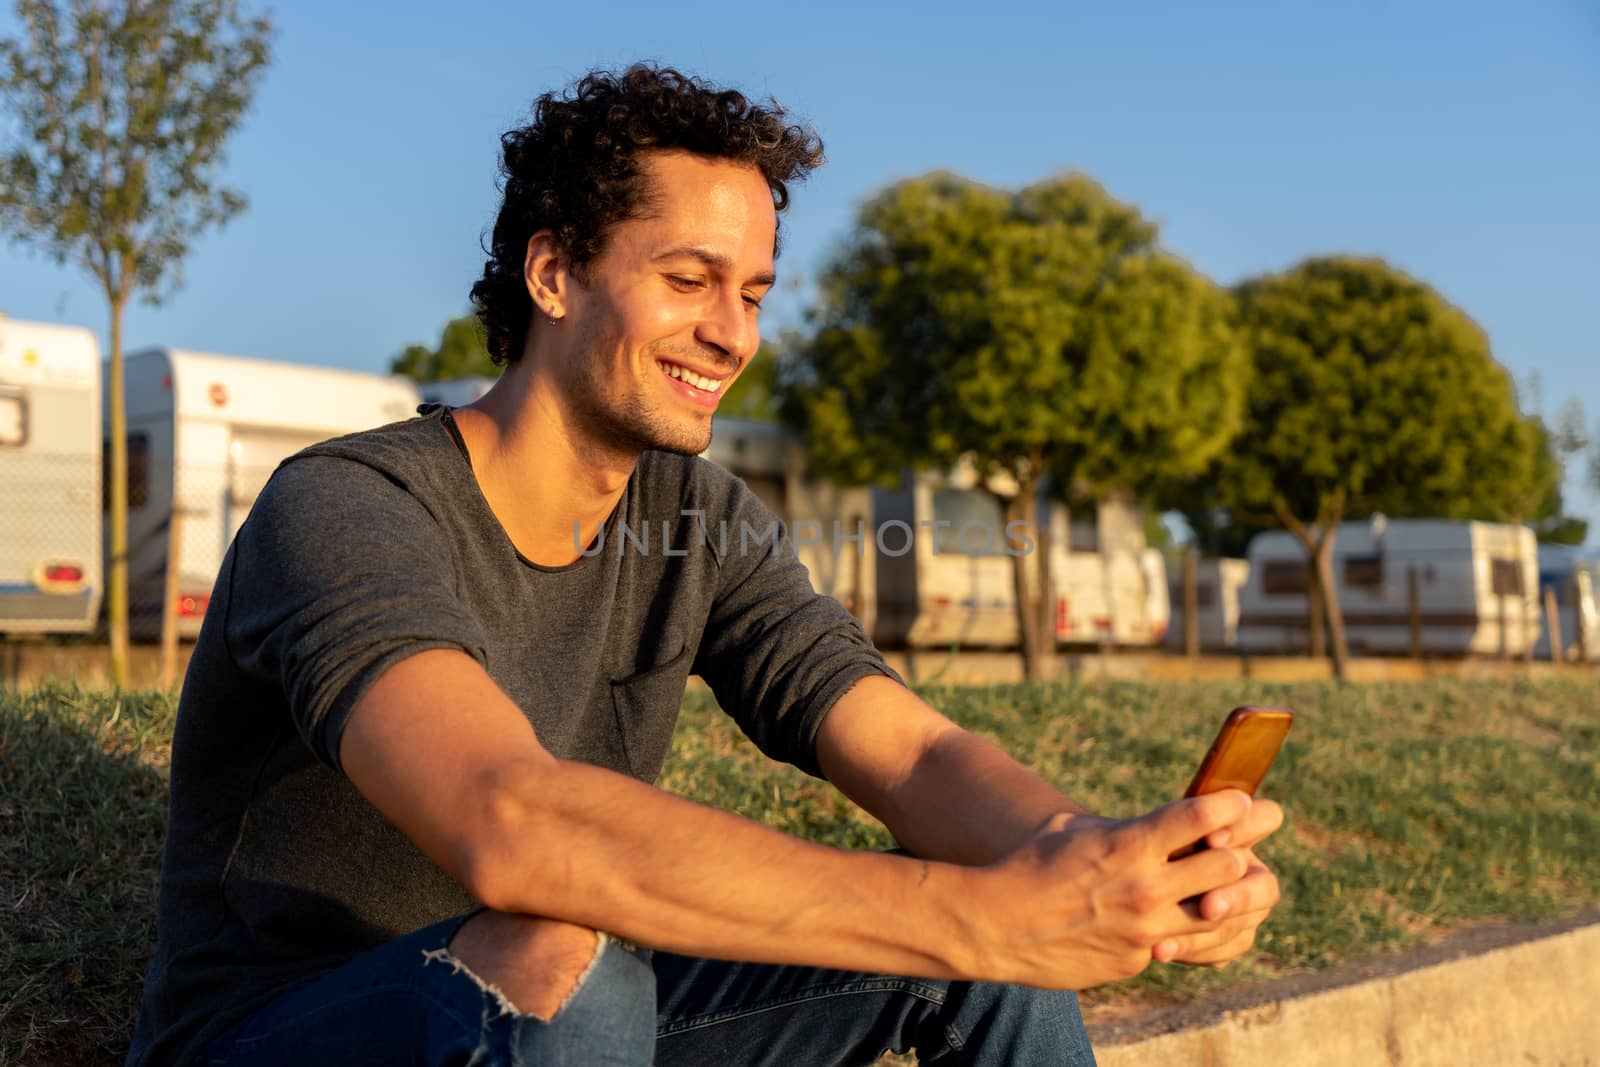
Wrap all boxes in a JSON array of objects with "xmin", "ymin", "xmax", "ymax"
[{"xmin": 421, "ymin": 930, "xmax": 612, "ymax": 1023}]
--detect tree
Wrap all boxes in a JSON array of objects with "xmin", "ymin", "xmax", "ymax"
[
  {"xmin": 390, "ymin": 313, "xmax": 496, "ymax": 382},
  {"xmin": 0, "ymin": 0, "xmax": 273, "ymax": 683},
  {"xmin": 1214, "ymin": 256, "xmax": 1541, "ymax": 676},
  {"xmin": 781, "ymin": 171, "xmax": 1246, "ymax": 678},
  {"xmin": 1591, "ymin": 416, "xmax": 1600, "ymax": 500},
  {"xmin": 1524, "ymin": 409, "xmax": 1589, "ymax": 545}
]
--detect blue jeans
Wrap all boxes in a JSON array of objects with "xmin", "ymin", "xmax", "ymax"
[{"xmin": 198, "ymin": 912, "xmax": 1098, "ymax": 1065}]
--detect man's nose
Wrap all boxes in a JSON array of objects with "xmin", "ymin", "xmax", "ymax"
[{"xmin": 695, "ymin": 287, "xmax": 759, "ymax": 365}]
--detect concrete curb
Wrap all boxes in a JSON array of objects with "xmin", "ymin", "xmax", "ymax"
[{"xmin": 1092, "ymin": 920, "xmax": 1600, "ymax": 1066}]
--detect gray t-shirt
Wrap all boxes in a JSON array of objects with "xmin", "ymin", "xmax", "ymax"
[{"xmin": 127, "ymin": 406, "xmax": 898, "ymax": 1066}]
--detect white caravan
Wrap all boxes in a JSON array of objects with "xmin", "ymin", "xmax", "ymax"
[
  {"xmin": 114, "ymin": 348, "xmax": 421, "ymax": 638},
  {"xmin": 1236, "ymin": 518, "xmax": 1541, "ymax": 657},
  {"xmin": 0, "ymin": 316, "xmax": 102, "ymax": 634},
  {"xmin": 1054, "ymin": 497, "xmax": 1169, "ymax": 649},
  {"xmin": 1533, "ymin": 545, "xmax": 1599, "ymax": 663},
  {"xmin": 1164, "ymin": 557, "xmax": 1251, "ymax": 653},
  {"xmin": 870, "ymin": 476, "xmax": 1169, "ymax": 650}
]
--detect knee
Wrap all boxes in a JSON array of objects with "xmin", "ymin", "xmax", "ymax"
[
  {"xmin": 943, "ymin": 980, "xmax": 1091, "ymax": 1058},
  {"xmin": 445, "ymin": 911, "xmax": 611, "ymax": 1021},
  {"xmin": 992, "ymin": 981, "xmax": 1085, "ymax": 1025}
]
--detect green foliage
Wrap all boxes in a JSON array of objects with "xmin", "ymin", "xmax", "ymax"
[
  {"xmin": 0, "ymin": 0, "xmax": 274, "ymax": 306},
  {"xmin": 1219, "ymin": 256, "xmax": 1538, "ymax": 526},
  {"xmin": 780, "ymin": 171, "xmax": 1247, "ymax": 495},
  {"xmin": 1526, "ymin": 406, "xmax": 1590, "ymax": 545},
  {"xmin": 390, "ymin": 313, "xmax": 497, "ymax": 382},
  {"xmin": 1141, "ymin": 508, "xmax": 1175, "ymax": 554}
]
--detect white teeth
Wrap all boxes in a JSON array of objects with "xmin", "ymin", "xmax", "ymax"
[{"xmin": 661, "ymin": 362, "xmax": 721, "ymax": 393}]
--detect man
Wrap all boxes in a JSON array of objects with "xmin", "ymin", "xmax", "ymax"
[{"xmin": 128, "ymin": 65, "xmax": 1283, "ymax": 1066}]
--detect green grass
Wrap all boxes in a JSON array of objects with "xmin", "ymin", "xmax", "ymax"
[
  {"xmin": 0, "ymin": 689, "xmax": 176, "ymax": 1067},
  {"xmin": 2, "ymin": 677, "xmax": 1597, "ymax": 1064}
]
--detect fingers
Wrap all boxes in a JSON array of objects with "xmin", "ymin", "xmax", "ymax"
[
  {"xmin": 1206, "ymin": 797, "xmax": 1284, "ymax": 851},
  {"xmin": 1166, "ymin": 844, "xmax": 1253, "ymax": 905},
  {"xmin": 1147, "ymin": 790, "xmax": 1254, "ymax": 854},
  {"xmin": 1196, "ymin": 858, "xmax": 1279, "ymax": 924},
  {"xmin": 1161, "ymin": 863, "xmax": 1281, "ymax": 966},
  {"xmin": 1169, "ymin": 924, "xmax": 1260, "ymax": 967}
]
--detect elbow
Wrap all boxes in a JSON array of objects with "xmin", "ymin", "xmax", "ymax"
[{"xmin": 453, "ymin": 758, "xmax": 562, "ymax": 915}]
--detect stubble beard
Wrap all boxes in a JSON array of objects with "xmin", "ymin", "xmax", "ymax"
[{"xmin": 566, "ymin": 316, "xmax": 716, "ymax": 459}]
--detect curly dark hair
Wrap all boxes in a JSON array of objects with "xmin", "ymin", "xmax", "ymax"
[{"xmin": 470, "ymin": 64, "xmax": 824, "ymax": 366}]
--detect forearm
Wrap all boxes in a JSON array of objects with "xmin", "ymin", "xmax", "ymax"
[
  {"xmin": 476, "ymin": 755, "xmax": 983, "ymax": 980},
  {"xmin": 879, "ymin": 728, "xmax": 1092, "ymax": 866},
  {"xmin": 817, "ymin": 675, "xmax": 1092, "ymax": 867}
]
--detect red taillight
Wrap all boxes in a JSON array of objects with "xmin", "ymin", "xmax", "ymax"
[
  {"xmin": 1055, "ymin": 597, "xmax": 1068, "ymax": 635},
  {"xmin": 44, "ymin": 563, "xmax": 85, "ymax": 584},
  {"xmin": 933, "ymin": 596, "xmax": 951, "ymax": 611},
  {"xmin": 177, "ymin": 593, "xmax": 210, "ymax": 618}
]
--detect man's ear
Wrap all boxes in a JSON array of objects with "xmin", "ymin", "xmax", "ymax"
[{"xmin": 524, "ymin": 230, "xmax": 570, "ymax": 323}]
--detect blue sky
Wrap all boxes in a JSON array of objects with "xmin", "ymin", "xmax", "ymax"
[{"xmin": 3, "ymin": 1, "xmax": 1597, "ymax": 539}]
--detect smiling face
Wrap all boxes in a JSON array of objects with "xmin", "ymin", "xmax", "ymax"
[{"xmin": 548, "ymin": 150, "xmax": 777, "ymax": 458}]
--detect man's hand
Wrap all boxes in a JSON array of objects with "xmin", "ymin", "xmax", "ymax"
[
  {"xmin": 964, "ymin": 790, "xmax": 1279, "ymax": 989},
  {"xmin": 1155, "ymin": 796, "xmax": 1283, "ymax": 967}
]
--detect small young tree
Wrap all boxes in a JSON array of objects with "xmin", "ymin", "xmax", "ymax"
[
  {"xmin": 782, "ymin": 172, "xmax": 1245, "ymax": 678},
  {"xmin": 0, "ymin": 0, "xmax": 272, "ymax": 683}
]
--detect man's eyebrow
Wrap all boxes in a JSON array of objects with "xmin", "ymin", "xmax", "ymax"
[{"xmin": 652, "ymin": 245, "xmax": 776, "ymax": 288}]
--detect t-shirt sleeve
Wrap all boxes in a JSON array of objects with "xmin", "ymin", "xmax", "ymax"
[
  {"xmin": 690, "ymin": 467, "xmax": 903, "ymax": 779},
  {"xmin": 222, "ymin": 455, "xmax": 489, "ymax": 771}
]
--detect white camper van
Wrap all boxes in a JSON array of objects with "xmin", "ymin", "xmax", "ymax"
[
  {"xmin": 1165, "ymin": 557, "xmax": 1251, "ymax": 653},
  {"xmin": 114, "ymin": 348, "xmax": 421, "ymax": 638},
  {"xmin": 1533, "ymin": 545, "xmax": 1599, "ymax": 663},
  {"xmin": 870, "ymin": 477, "xmax": 1169, "ymax": 650},
  {"xmin": 1236, "ymin": 518, "xmax": 1541, "ymax": 657},
  {"xmin": 1055, "ymin": 499, "xmax": 1169, "ymax": 649},
  {"xmin": 0, "ymin": 316, "xmax": 102, "ymax": 635}
]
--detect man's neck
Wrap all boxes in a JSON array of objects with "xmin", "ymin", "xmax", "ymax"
[{"xmin": 449, "ymin": 363, "xmax": 636, "ymax": 567}]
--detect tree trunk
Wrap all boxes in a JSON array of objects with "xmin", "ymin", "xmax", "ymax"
[
  {"xmin": 1307, "ymin": 567, "xmax": 1325, "ymax": 658},
  {"xmin": 1183, "ymin": 544, "xmax": 1200, "ymax": 660},
  {"xmin": 1314, "ymin": 529, "xmax": 1351, "ymax": 680},
  {"xmin": 1032, "ymin": 489, "xmax": 1054, "ymax": 680},
  {"xmin": 1006, "ymin": 490, "xmax": 1046, "ymax": 681},
  {"xmin": 1274, "ymin": 495, "xmax": 1350, "ymax": 680},
  {"xmin": 108, "ymin": 297, "xmax": 130, "ymax": 688}
]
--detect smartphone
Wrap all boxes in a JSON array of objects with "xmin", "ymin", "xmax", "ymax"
[{"xmin": 1169, "ymin": 706, "xmax": 1294, "ymax": 859}]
